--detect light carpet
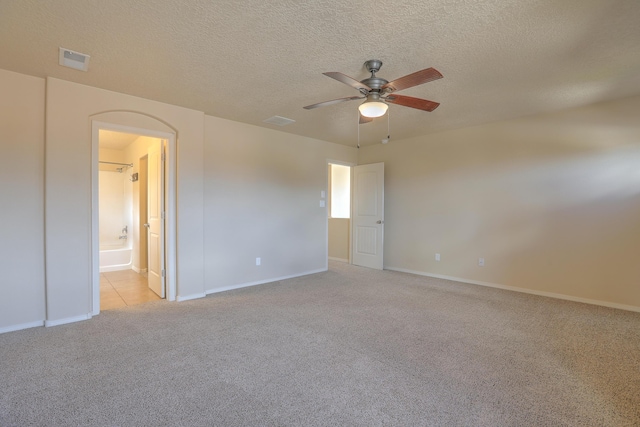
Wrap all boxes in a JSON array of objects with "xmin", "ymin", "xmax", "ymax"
[{"xmin": 1, "ymin": 261, "xmax": 639, "ymax": 426}]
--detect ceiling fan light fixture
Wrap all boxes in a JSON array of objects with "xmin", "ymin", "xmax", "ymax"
[{"xmin": 359, "ymin": 99, "xmax": 388, "ymax": 118}]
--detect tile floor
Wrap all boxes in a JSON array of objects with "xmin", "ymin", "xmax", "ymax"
[{"xmin": 100, "ymin": 269, "xmax": 162, "ymax": 310}]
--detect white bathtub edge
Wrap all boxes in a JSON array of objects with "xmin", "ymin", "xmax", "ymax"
[{"xmin": 100, "ymin": 264, "xmax": 134, "ymax": 273}]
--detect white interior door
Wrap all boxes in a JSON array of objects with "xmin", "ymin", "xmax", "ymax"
[
  {"xmin": 146, "ymin": 142, "xmax": 165, "ymax": 297},
  {"xmin": 352, "ymin": 162, "xmax": 384, "ymax": 269}
]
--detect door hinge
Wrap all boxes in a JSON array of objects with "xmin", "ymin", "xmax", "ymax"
[
  {"xmin": 161, "ymin": 152, "xmax": 166, "ymax": 161},
  {"xmin": 161, "ymin": 269, "xmax": 165, "ymax": 278},
  {"xmin": 161, "ymin": 211, "xmax": 165, "ymax": 219}
]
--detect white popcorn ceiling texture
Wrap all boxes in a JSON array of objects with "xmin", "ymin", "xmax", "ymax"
[{"xmin": 1, "ymin": 0, "xmax": 639, "ymax": 146}]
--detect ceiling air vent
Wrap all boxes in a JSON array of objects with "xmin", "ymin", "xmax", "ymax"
[
  {"xmin": 59, "ymin": 47, "xmax": 90, "ymax": 71},
  {"xmin": 263, "ymin": 116, "xmax": 295, "ymax": 126}
]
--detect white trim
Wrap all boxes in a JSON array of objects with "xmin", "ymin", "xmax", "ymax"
[
  {"xmin": 0, "ymin": 320, "xmax": 44, "ymax": 334},
  {"xmin": 165, "ymin": 137, "xmax": 177, "ymax": 302},
  {"xmin": 205, "ymin": 268, "xmax": 327, "ymax": 296},
  {"xmin": 176, "ymin": 292, "xmax": 206, "ymax": 302},
  {"xmin": 132, "ymin": 266, "xmax": 148, "ymax": 274},
  {"xmin": 386, "ymin": 266, "xmax": 640, "ymax": 313},
  {"xmin": 91, "ymin": 120, "xmax": 178, "ymax": 314},
  {"xmin": 91, "ymin": 123, "xmax": 100, "ymax": 316},
  {"xmin": 45, "ymin": 313, "xmax": 92, "ymax": 328},
  {"xmin": 328, "ymin": 257, "xmax": 349, "ymax": 263}
]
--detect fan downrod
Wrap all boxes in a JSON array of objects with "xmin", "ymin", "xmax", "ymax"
[{"xmin": 362, "ymin": 59, "xmax": 388, "ymax": 91}]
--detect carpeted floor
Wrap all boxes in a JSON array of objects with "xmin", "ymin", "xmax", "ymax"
[{"xmin": 1, "ymin": 261, "xmax": 639, "ymax": 426}]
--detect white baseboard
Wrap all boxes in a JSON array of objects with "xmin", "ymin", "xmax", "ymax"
[
  {"xmin": 205, "ymin": 268, "xmax": 327, "ymax": 296},
  {"xmin": 176, "ymin": 292, "xmax": 207, "ymax": 302},
  {"xmin": 0, "ymin": 320, "xmax": 45, "ymax": 334},
  {"xmin": 385, "ymin": 266, "xmax": 640, "ymax": 313},
  {"xmin": 132, "ymin": 266, "xmax": 148, "ymax": 273},
  {"xmin": 328, "ymin": 257, "xmax": 349, "ymax": 263},
  {"xmin": 44, "ymin": 313, "xmax": 92, "ymax": 327},
  {"xmin": 99, "ymin": 264, "xmax": 132, "ymax": 273}
]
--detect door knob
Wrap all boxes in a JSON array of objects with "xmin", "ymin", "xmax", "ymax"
[
  {"xmin": 376, "ymin": 220, "xmax": 384, "ymax": 224},
  {"xmin": 143, "ymin": 223, "xmax": 150, "ymax": 228}
]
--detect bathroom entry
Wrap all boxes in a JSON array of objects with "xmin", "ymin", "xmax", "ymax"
[
  {"xmin": 97, "ymin": 129, "xmax": 166, "ymax": 309},
  {"xmin": 328, "ymin": 163, "xmax": 352, "ymax": 263}
]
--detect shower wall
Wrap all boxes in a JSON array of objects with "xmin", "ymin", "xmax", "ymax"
[{"xmin": 98, "ymin": 170, "xmax": 132, "ymax": 249}]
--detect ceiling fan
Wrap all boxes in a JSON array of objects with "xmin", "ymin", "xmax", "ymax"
[{"xmin": 304, "ymin": 59, "xmax": 443, "ymax": 123}]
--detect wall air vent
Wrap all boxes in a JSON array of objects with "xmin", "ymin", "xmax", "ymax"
[
  {"xmin": 263, "ymin": 116, "xmax": 295, "ymax": 126},
  {"xmin": 59, "ymin": 47, "xmax": 90, "ymax": 71}
]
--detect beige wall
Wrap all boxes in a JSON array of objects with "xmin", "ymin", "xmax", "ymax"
[
  {"xmin": 203, "ymin": 116, "xmax": 358, "ymax": 291},
  {"xmin": 328, "ymin": 218, "xmax": 350, "ymax": 261},
  {"xmin": 0, "ymin": 69, "xmax": 46, "ymax": 331},
  {"xmin": 45, "ymin": 77, "xmax": 206, "ymax": 321},
  {"xmin": 358, "ymin": 95, "xmax": 640, "ymax": 309},
  {"xmin": 0, "ymin": 69, "xmax": 358, "ymax": 331},
  {"xmin": 98, "ymin": 147, "xmax": 125, "ymax": 167}
]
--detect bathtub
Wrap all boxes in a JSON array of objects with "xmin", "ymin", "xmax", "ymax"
[{"xmin": 99, "ymin": 244, "xmax": 132, "ymax": 272}]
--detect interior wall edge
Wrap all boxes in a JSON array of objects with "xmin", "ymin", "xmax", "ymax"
[
  {"xmin": 386, "ymin": 266, "xmax": 640, "ymax": 314},
  {"xmin": 204, "ymin": 268, "xmax": 328, "ymax": 296},
  {"xmin": 0, "ymin": 321, "xmax": 45, "ymax": 335},
  {"xmin": 175, "ymin": 293, "xmax": 207, "ymax": 302},
  {"xmin": 43, "ymin": 313, "xmax": 93, "ymax": 328}
]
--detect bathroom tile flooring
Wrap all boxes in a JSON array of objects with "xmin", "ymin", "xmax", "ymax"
[{"xmin": 100, "ymin": 269, "xmax": 161, "ymax": 310}]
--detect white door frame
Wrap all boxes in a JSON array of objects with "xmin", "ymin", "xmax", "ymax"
[
  {"xmin": 325, "ymin": 159, "xmax": 355, "ymax": 270},
  {"xmin": 91, "ymin": 120, "xmax": 177, "ymax": 315}
]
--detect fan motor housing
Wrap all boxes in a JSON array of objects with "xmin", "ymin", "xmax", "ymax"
[{"xmin": 361, "ymin": 77, "xmax": 388, "ymax": 91}]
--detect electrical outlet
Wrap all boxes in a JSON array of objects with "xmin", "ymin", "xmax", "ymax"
[
  {"xmin": 435, "ymin": 253, "xmax": 441, "ymax": 261},
  {"xmin": 256, "ymin": 257, "xmax": 261, "ymax": 266},
  {"xmin": 478, "ymin": 258, "xmax": 485, "ymax": 266}
]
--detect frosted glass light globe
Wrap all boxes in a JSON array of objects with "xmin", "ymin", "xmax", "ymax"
[{"xmin": 359, "ymin": 101, "xmax": 388, "ymax": 118}]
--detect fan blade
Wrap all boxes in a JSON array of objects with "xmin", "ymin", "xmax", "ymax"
[
  {"xmin": 303, "ymin": 96, "xmax": 363, "ymax": 110},
  {"xmin": 323, "ymin": 72, "xmax": 372, "ymax": 92},
  {"xmin": 359, "ymin": 115, "xmax": 373, "ymax": 124},
  {"xmin": 385, "ymin": 94, "xmax": 440, "ymax": 112},
  {"xmin": 382, "ymin": 67, "xmax": 443, "ymax": 92}
]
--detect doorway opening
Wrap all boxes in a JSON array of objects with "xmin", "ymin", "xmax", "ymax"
[
  {"xmin": 327, "ymin": 162, "xmax": 352, "ymax": 264},
  {"xmin": 92, "ymin": 121, "xmax": 177, "ymax": 315}
]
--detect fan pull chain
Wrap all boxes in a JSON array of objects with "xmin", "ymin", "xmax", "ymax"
[
  {"xmin": 387, "ymin": 107, "xmax": 390, "ymax": 141},
  {"xmin": 357, "ymin": 111, "xmax": 360, "ymax": 149},
  {"xmin": 380, "ymin": 108, "xmax": 390, "ymax": 145}
]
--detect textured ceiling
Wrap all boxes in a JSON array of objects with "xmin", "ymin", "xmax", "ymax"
[{"xmin": 1, "ymin": 0, "xmax": 640, "ymax": 147}]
